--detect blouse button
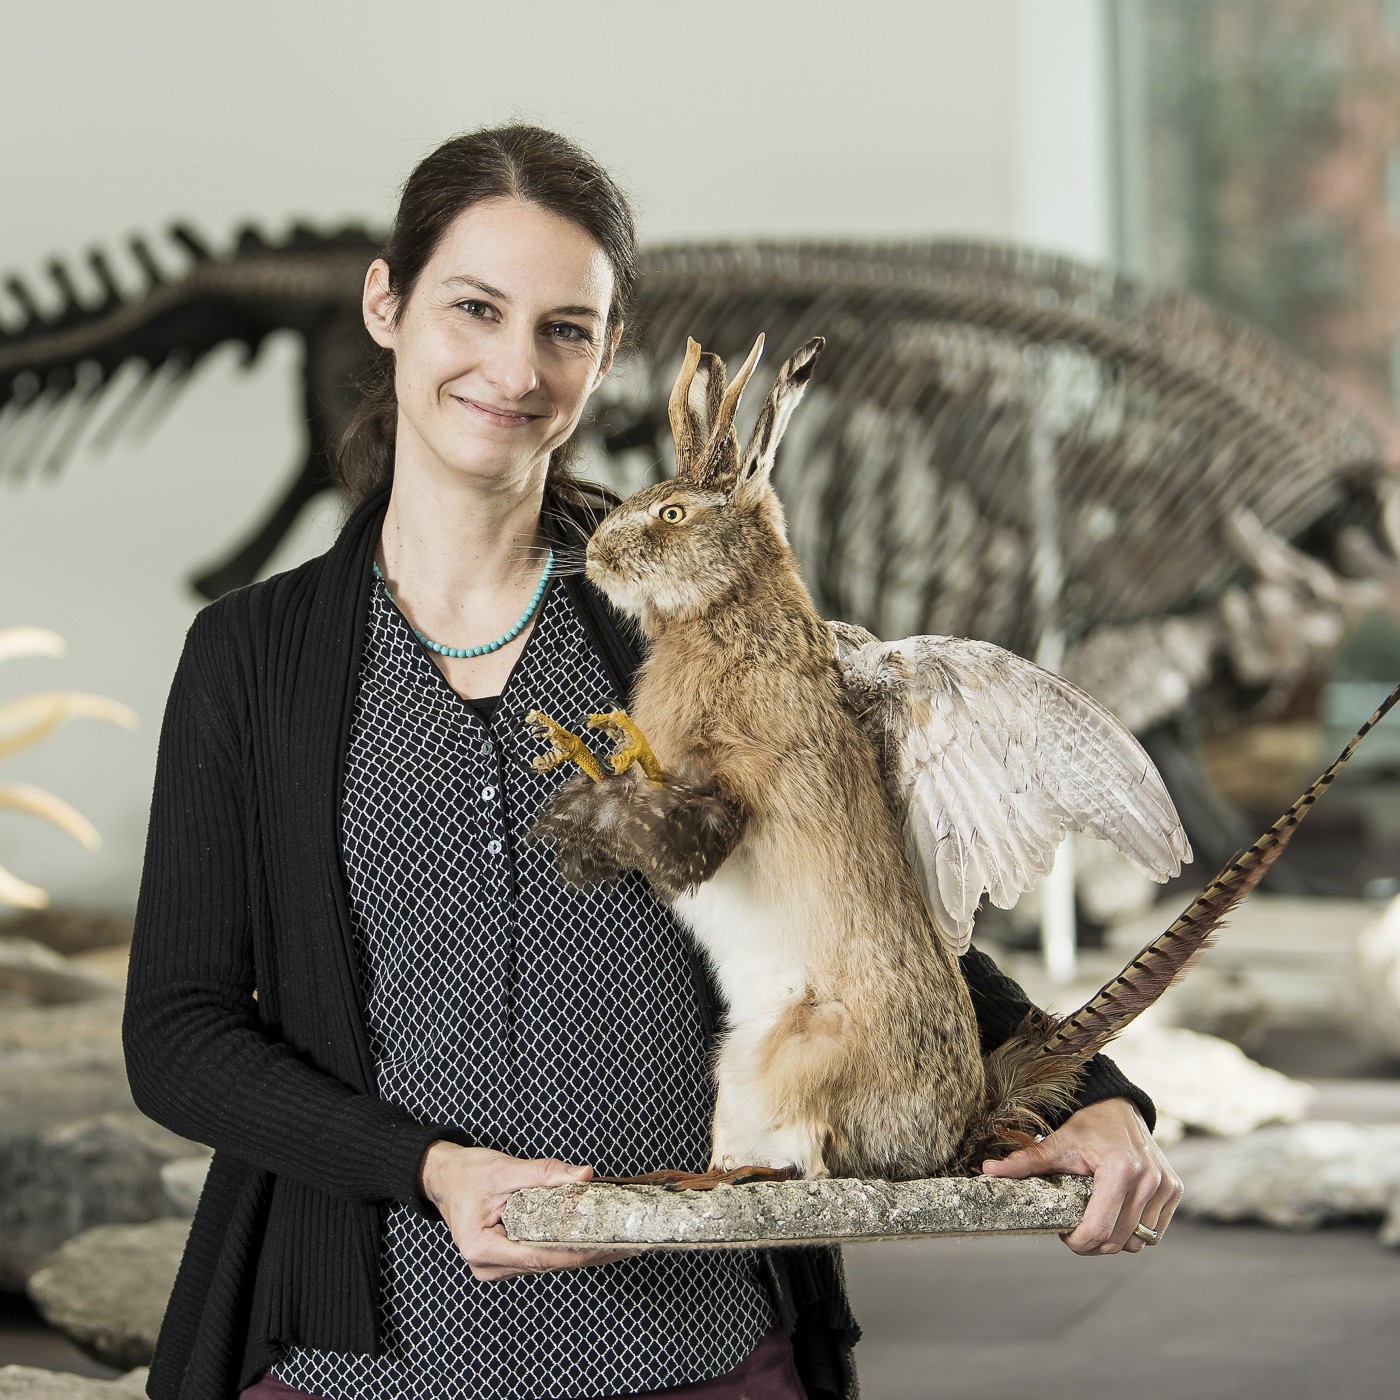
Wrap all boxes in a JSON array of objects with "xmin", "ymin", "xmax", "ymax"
[
  {"xmin": 481, "ymin": 785, "xmax": 497, "ymax": 801},
  {"xmin": 487, "ymin": 839, "xmax": 503, "ymax": 855}
]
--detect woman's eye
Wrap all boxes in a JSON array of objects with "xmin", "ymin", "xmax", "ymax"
[
  {"xmin": 548, "ymin": 322, "xmax": 592, "ymax": 344},
  {"xmin": 456, "ymin": 299, "xmax": 494, "ymax": 319},
  {"xmin": 659, "ymin": 504, "xmax": 687, "ymax": 524}
]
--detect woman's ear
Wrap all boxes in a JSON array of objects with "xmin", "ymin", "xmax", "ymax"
[{"xmin": 363, "ymin": 259, "xmax": 397, "ymax": 350}]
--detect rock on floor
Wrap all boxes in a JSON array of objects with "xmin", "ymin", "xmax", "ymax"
[
  {"xmin": 0, "ymin": 938, "xmax": 120, "ymax": 1008},
  {"xmin": 503, "ymin": 1173, "xmax": 1094, "ymax": 1249},
  {"xmin": 1350, "ymin": 894, "xmax": 1400, "ymax": 1057},
  {"xmin": 0, "ymin": 1368, "xmax": 147, "ymax": 1399},
  {"xmin": 1170, "ymin": 1121, "xmax": 1400, "ymax": 1247},
  {"xmin": 0, "ymin": 997, "xmax": 124, "ymax": 1054},
  {"xmin": 1106, "ymin": 1021, "xmax": 1314, "ymax": 1146},
  {"xmin": 0, "ymin": 1045, "xmax": 197, "ymax": 1291},
  {"xmin": 26, "ymin": 1220, "xmax": 188, "ymax": 1371},
  {"xmin": 0, "ymin": 908, "xmax": 133, "ymax": 959},
  {"xmin": 159, "ymin": 1156, "xmax": 211, "ymax": 1217}
]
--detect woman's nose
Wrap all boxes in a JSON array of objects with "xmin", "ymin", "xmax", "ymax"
[{"xmin": 482, "ymin": 331, "xmax": 540, "ymax": 401}]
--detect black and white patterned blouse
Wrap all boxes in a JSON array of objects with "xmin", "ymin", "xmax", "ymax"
[{"xmin": 272, "ymin": 572, "xmax": 775, "ymax": 1400}]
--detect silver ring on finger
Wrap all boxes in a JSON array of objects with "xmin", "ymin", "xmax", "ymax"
[{"xmin": 1132, "ymin": 1222, "xmax": 1159, "ymax": 1244}]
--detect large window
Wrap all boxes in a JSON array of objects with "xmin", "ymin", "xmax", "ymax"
[{"xmin": 1117, "ymin": 0, "xmax": 1400, "ymax": 439}]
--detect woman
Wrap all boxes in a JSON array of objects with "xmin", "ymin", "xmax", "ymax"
[{"xmin": 124, "ymin": 125, "xmax": 1182, "ymax": 1400}]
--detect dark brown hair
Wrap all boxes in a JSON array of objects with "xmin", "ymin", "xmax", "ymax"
[{"xmin": 336, "ymin": 124, "xmax": 637, "ymax": 504}]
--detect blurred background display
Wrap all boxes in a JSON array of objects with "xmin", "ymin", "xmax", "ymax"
[{"xmin": 1120, "ymin": 0, "xmax": 1400, "ymax": 817}]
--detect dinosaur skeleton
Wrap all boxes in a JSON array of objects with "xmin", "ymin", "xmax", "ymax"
[{"xmin": 3, "ymin": 225, "xmax": 1397, "ymax": 733}]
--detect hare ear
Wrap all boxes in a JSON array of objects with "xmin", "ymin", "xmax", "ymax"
[
  {"xmin": 689, "ymin": 333, "xmax": 766, "ymax": 489},
  {"xmin": 737, "ymin": 336, "xmax": 825, "ymax": 498},
  {"xmin": 668, "ymin": 341, "xmax": 727, "ymax": 475}
]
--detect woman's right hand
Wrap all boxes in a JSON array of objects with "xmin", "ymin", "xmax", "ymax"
[{"xmin": 419, "ymin": 1141, "xmax": 639, "ymax": 1281}]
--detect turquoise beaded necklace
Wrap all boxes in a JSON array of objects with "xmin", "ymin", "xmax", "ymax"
[{"xmin": 371, "ymin": 551, "xmax": 554, "ymax": 659}]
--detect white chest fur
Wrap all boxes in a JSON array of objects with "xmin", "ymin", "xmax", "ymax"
[{"xmin": 669, "ymin": 847, "xmax": 810, "ymax": 1027}]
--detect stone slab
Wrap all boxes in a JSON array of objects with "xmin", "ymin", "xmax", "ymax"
[
  {"xmin": 26, "ymin": 1220, "xmax": 188, "ymax": 1370},
  {"xmin": 503, "ymin": 1173, "xmax": 1094, "ymax": 1250}
]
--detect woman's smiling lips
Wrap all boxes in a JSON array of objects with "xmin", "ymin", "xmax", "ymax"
[{"xmin": 452, "ymin": 394, "xmax": 543, "ymax": 428}]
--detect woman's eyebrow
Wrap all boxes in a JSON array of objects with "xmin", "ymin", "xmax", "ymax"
[
  {"xmin": 441, "ymin": 274, "xmax": 510, "ymax": 299},
  {"xmin": 439, "ymin": 274, "xmax": 602, "ymax": 320},
  {"xmin": 548, "ymin": 303, "xmax": 604, "ymax": 320}
]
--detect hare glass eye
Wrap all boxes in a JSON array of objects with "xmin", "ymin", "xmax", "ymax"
[
  {"xmin": 659, "ymin": 504, "xmax": 687, "ymax": 524},
  {"xmin": 361, "ymin": 195, "xmax": 621, "ymax": 488}
]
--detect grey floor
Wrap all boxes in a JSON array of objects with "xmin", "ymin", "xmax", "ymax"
[
  {"xmin": 844, "ymin": 1215, "xmax": 1396, "ymax": 1400},
  {"xmin": 4, "ymin": 1080, "xmax": 1397, "ymax": 1397},
  {"xmin": 845, "ymin": 1075, "xmax": 1400, "ymax": 1400}
]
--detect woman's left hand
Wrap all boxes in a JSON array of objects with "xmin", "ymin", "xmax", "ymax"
[{"xmin": 979, "ymin": 1096, "xmax": 1183, "ymax": 1256}]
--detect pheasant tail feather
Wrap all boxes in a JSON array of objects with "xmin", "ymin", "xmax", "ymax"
[{"xmin": 1043, "ymin": 678, "xmax": 1400, "ymax": 1061}]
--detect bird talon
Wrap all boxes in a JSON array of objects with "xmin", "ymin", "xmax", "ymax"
[
  {"xmin": 524, "ymin": 710, "xmax": 605, "ymax": 783},
  {"xmin": 587, "ymin": 709, "xmax": 665, "ymax": 783}
]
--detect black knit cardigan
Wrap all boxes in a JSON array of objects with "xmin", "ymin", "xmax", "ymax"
[{"xmin": 123, "ymin": 479, "xmax": 1153, "ymax": 1400}]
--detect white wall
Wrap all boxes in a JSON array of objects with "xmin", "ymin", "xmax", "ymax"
[{"xmin": 0, "ymin": 0, "xmax": 1110, "ymax": 909}]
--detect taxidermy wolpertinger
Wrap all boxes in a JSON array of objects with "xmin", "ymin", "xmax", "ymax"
[{"xmin": 527, "ymin": 333, "xmax": 1400, "ymax": 1184}]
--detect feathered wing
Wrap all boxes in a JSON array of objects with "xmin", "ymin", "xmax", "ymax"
[{"xmin": 835, "ymin": 632, "xmax": 1191, "ymax": 955}]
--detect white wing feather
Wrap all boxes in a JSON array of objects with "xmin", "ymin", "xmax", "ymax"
[{"xmin": 837, "ymin": 633, "xmax": 1191, "ymax": 956}]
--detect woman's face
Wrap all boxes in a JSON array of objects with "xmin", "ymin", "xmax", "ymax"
[{"xmin": 363, "ymin": 196, "xmax": 619, "ymax": 489}]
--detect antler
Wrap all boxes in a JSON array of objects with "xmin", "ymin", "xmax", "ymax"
[
  {"xmin": 666, "ymin": 337, "xmax": 705, "ymax": 469},
  {"xmin": 668, "ymin": 333, "xmax": 766, "ymax": 488}
]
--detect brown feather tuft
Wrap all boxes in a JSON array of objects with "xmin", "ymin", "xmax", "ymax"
[{"xmin": 952, "ymin": 1012, "xmax": 1084, "ymax": 1171}]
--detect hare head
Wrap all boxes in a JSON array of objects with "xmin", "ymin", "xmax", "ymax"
[{"xmin": 585, "ymin": 333, "xmax": 824, "ymax": 631}]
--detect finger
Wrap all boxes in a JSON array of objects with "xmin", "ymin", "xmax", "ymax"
[
  {"xmin": 1104, "ymin": 1162, "xmax": 1162, "ymax": 1255},
  {"xmin": 1061, "ymin": 1159, "xmax": 1153, "ymax": 1255},
  {"xmin": 520, "ymin": 1156, "xmax": 595, "ymax": 1188},
  {"xmin": 467, "ymin": 1223, "xmax": 626, "ymax": 1277},
  {"xmin": 1138, "ymin": 1168, "xmax": 1185, "ymax": 1244},
  {"xmin": 483, "ymin": 1157, "xmax": 593, "ymax": 1226},
  {"xmin": 983, "ymin": 1136, "xmax": 1093, "ymax": 1182},
  {"xmin": 1061, "ymin": 1175, "xmax": 1125, "ymax": 1254},
  {"xmin": 1155, "ymin": 1174, "xmax": 1185, "ymax": 1238},
  {"xmin": 980, "ymin": 1150, "xmax": 1035, "ymax": 1179},
  {"xmin": 536, "ymin": 1245, "xmax": 643, "ymax": 1269},
  {"xmin": 980, "ymin": 1142, "xmax": 1057, "ymax": 1179},
  {"xmin": 469, "ymin": 1245, "xmax": 636, "ymax": 1280}
]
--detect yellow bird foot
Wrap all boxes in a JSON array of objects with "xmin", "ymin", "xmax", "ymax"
[
  {"xmin": 587, "ymin": 709, "xmax": 665, "ymax": 783},
  {"xmin": 525, "ymin": 710, "xmax": 605, "ymax": 783}
]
